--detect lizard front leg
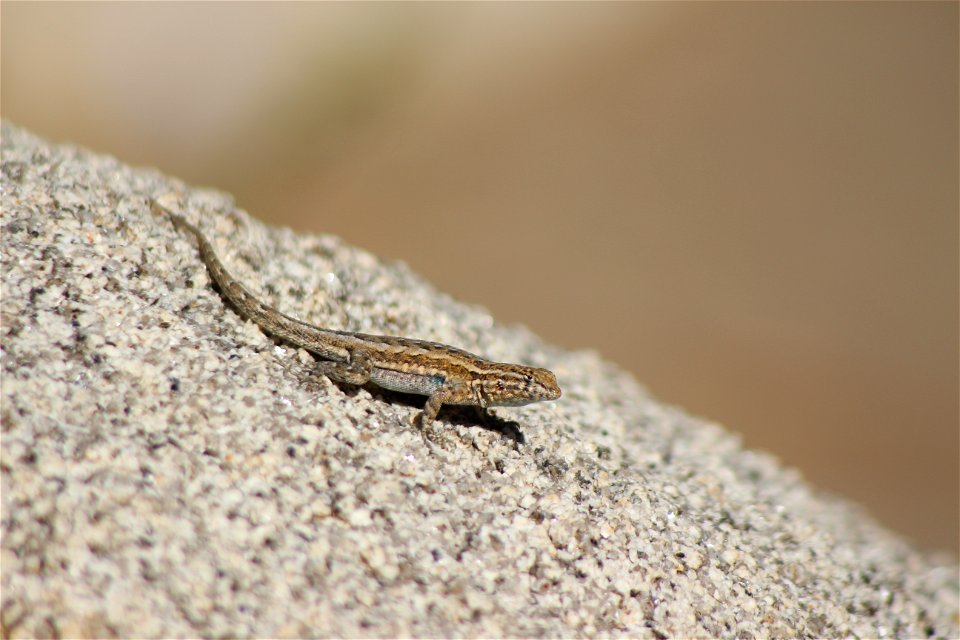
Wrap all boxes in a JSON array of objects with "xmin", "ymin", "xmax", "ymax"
[
  {"xmin": 419, "ymin": 385, "xmax": 455, "ymax": 428},
  {"xmin": 420, "ymin": 379, "xmax": 476, "ymax": 428}
]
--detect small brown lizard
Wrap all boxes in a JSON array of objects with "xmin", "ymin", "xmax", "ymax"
[{"xmin": 152, "ymin": 201, "xmax": 561, "ymax": 429}]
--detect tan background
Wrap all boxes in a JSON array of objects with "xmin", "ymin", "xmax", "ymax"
[{"xmin": 3, "ymin": 3, "xmax": 956, "ymax": 553}]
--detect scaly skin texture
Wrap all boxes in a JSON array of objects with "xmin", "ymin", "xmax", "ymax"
[{"xmin": 153, "ymin": 201, "xmax": 561, "ymax": 429}]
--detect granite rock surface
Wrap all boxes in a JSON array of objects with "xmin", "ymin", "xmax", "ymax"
[{"xmin": 2, "ymin": 122, "xmax": 957, "ymax": 638}]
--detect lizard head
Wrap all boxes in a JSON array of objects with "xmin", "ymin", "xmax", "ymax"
[{"xmin": 480, "ymin": 365, "xmax": 561, "ymax": 407}]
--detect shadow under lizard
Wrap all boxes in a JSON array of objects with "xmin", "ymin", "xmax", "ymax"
[{"xmin": 152, "ymin": 201, "xmax": 561, "ymax": 430}]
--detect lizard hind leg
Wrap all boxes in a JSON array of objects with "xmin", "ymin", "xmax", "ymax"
[{"xmin": 314, "ymin": 353, "xmax": 374, "ymax": 386}]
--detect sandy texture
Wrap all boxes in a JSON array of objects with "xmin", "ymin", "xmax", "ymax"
[{"xmin": 2, "ymin": 121, "xmax": 957, "ymax": 638}]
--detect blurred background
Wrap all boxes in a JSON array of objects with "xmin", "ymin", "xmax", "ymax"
[{"xmin": 2, "ymin": 3, "xmax": 956, "ymax": 554}]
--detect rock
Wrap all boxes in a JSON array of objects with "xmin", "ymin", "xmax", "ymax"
[{"xmin": 2, "ymin": 121, "xmax": 957, "ymax": 638}]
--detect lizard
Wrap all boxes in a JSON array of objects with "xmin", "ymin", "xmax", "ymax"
[{"xmin": 151, "ymin": 201, "xmax": 561, "ymax": 430}]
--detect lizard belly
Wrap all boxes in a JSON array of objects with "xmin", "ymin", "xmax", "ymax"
[{"xmin": 370, "ymin": 368, "xmax": 446, "ymax": 397}]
